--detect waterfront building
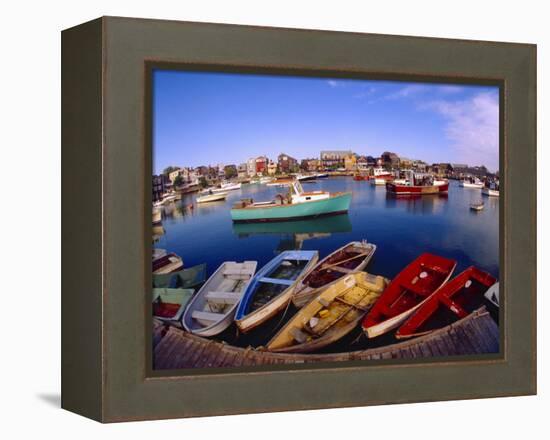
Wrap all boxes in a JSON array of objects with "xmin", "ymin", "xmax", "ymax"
[
  {"xmin": 278, "ymin": 153, "xmax": 298, "ymax": 173},
  {"xmin": 168, "ymin": 168, "xmax": 183, "ymax": 183},
  {"xmin": 255, "ymin": 156, "xmax": 268, "ymax": 174},
  {"xmin": 237, "ymin": 163, "xmax": 248, "ymax": 179},
  {"xmin": 320, "ymin": 150, "xmax": 353, "ymax": 169},
  {"xmin": 152, "ymin": 174, "xmax": 169, "ymax": 201},
  {"xmin": 301, "ymin": 158, "xmax": 321, "ymax": 172},
  {"xmin": 381, "ymin": 151, "xmax": 400, "ymax": 169},
  {"xmin": 356, "ymin": 156, "xmax": 370, "ymax": 172},
  {"xmin": 267, "ymin": 160, "xmax": 278, "ymax": 175},
  {"xmin": 247, "ymin": 158, "xmax": 257, "ymax": 177},
  {"xmin": 344, "ymin": 153, "xmax": 357, "ymax": 171}
]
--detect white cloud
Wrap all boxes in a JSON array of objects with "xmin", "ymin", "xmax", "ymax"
[
  {"xmin": 385, "ymin": 84, "xmax": 428, "ymax": 100},
  {"xmin": 422, "ymin": 92, "xmax": 499, "ymax": 171},
  {"xmin": 326, "ymin": 79, "xmax": 346, "ymax": 88}
]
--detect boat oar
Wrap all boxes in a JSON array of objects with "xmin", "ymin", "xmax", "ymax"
[{"xmin": 320, "ymin": 251, "xmax": 370, "ymax": 272}]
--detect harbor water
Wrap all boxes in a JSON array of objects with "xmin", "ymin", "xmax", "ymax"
[{"xmin": 154, "ymin": 178, "xmax": 499, "ymax": 350}]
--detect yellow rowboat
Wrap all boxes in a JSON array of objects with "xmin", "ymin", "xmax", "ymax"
[{"xmin": 267, "ymin": 271, "xmax": 388, "ymax": 353}]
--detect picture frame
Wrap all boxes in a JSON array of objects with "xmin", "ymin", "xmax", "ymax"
[{"xmin": 61, "ymin": 16, "xmax": 536, "ymax": 422}]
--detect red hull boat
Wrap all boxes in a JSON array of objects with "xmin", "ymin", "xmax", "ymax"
[
  {"xmin": 386, "ymin": 181, "xmax": 449, "ymax": 195},
  {"xmin": 353, "ymin": 174, "xmax": 370, "ymax": 181},
  {"xmin": 362, "ymin": 253, "xmax": 456, "ymax": 338},
  {"xmin": 396, "ymin": 266, "xmax": 497, "ymax": 339}
]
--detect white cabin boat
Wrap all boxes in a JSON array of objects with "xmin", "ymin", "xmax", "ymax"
[
  {"xmin": 182, "ymin": 261, "xmax": 258, "ymax": 336},
  {"xmin": 196, "ymin": 191, "xmax": 228, "ymax": 203}
]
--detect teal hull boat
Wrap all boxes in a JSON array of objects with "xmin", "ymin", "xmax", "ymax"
[{"xmin": 231, "ymin": 192, "xmax": 352, "ymax": 223}]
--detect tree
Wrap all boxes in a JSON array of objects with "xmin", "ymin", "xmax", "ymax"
[
  {"xmin": 199, "ymin": 176, "xmax": 208, "ymax": 188},
  {"xmin": 224, "ymin": 165, "xmax": 237, "ymax": 179},
  {"xmin": 163, "ymin": 166, "xmax": 179, "ymax": 175},
  {"xmin": 173, "ymin": 175, "xmax": 184, "ymax": 188}
]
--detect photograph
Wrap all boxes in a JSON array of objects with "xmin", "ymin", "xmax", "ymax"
[{"xmin": 150, "ymin": 69, "xmax": 501, "ymax": 370}]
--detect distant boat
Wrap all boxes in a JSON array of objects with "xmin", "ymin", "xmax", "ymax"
[
  {"xmin": 230, "ymin": 180, "xmax": 352, "ymax": 223},
  {"xmin": 196, "ymin": 191, "xmax": 228, "ymax": 203},
  {"xmin": 292, "ymin": 241, "xmax": 377, "ymax": 308},
  {"xmin": 396, "ymin": 266, "xmax": 497, "ymax": 339},
  {"xmin": 153, "ymin": 288, "xmax": 194, "ymax": 326},
  {"xmin": 235, "ymin": 250, "xmax": 319, "ymax": 332},
  {"xmin": 315, "ymin": 173, "xmax": 329, "ymax": 179},
  {"xmin": 482, "ymin": 181, "xmax": 500, "ymax": 197},
  {"xmin": 460, "ymin": 177, "xmax": 484, "ymax": 189},
  {"xmin": 362, "ymin": 253, "xmax": 457, "ymax": 338},
  {"xmin": 266, "ymin": 177, "xmax": 294, "ymax": 187},
  {"xmin": 484, "ymin": 282, "xmax": 499, "ymax": 308},
  {"xmin": 152, "ymin": 249, "xmax": 184, "ymax": 275},
  {"xmin": 470, "ymin": 202, "xmax": 484, "ymax": 211},
  {"xmin": 218, "ymin": 181, "xmax": 242, "ymax": 191},
  {"xmin": 353, "ymin": 173, "xmax": 370, "ymax": 181},
  {"xmin": 295, "ymin": 173, "xmax": 318, "ymax": 182},
  {"xmin": 182, "ymin": 261, "xmax": 258, "ymax": 336},
  {"xmin": 267, "ymin": 272, "xmax": 388, "ymax": 353},
  {"xmin": 259, "ymin": 176, "xmax": 275, "ymax": 184}
]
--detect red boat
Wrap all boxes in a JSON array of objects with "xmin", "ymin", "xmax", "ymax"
[
  {"xmin": 396, "ymin": 266, "xmax": 497, "ymax": 339},
  {"xmin": 362, "ymin": 253, "xmax": 456, "ymax": 338},
  {"xmin": 386, "ymin": 170, "xmax": 448, "ymax": 195},
  {"xmin": 353, "ymin": 174, "xmax": 370, "ymax": 181}
]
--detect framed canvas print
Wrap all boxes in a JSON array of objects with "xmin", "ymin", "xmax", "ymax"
[{"xmin": 61, "ymin": 16, "xmax": 536, "ymax": 422}]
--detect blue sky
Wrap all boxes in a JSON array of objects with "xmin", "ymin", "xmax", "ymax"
[{"xmin": 153, "ymin": 70, "xmax": 499, "ymax": 174}]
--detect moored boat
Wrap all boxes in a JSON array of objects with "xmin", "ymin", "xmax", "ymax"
[
  {"xmin": 230, "ymin": 180, "xmax": 352, "ymax": 223},
  {"xmin": 152, "ymin": 263, "xmax": 207, "ymax": 289},
  {"xmin": 470, "ymin": 202, "xmax": 484, "ymax": 211},
  {"xmin": 386, "ymin": 170, "xmax": 448, "ymax": 195},
  {"xmin": 182, "ymin": 261, "xmax": 257, "ymax": 336},
  {"xmin": 396, "ymin": 266, "xmax": 497, "ymax": 339},
  {"xmin": 482, "ymin": 180, "xmax": 500, "ymax": 197},
  {"xmin": 460, "ymin": 176, "xmax": 484, "ymax": 189},
  {"xmin": 152, "ymin": 249, "xmax": 184, "ymax": 275},
  {"xmin": 267, "ymin": 272, "xmax": 388, "ymax": 353},
  {"xmin": 353, "ymin": 173, "xmax": 370, "ymax": 181},
  {"xmin": 152, "ymin": 288, "xmax": 194, "ymax": 326},
  {"xmin": 292, "ymin": 240, "xmax": 377, "ymax": 308},
  {"xmin": 362, "ymin": 253, "xmax": 457, "ymax": 338},
  {"xmin": 484, "ymin": 282, "xmax": 499, "ymax": 308},
  {"xmin": 196, "ymin": 191, "xmax": 228, "ymax": 203},
  {"xmin": 235, "ymin": 250, "xmax": 319, "ymax": 332}
]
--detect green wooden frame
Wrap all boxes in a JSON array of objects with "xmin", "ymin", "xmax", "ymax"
[{"xmin": 62, "ymin": 16, "xmax": 536, "ymax": 422}]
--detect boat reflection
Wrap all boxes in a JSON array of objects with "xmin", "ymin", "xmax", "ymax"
[
  {"xmin": 384, "ymin": 192, "xmax": 448, "ymax": 215},
  {"xmin": 232, "ymin": 214, "xmax": 353, "ymax": 251}
]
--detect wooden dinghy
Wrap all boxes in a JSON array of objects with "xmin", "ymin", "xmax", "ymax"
[
  {"xmin": 152, "ymin": 288, "xmax": 194, "ymax": 327},
  {"xmin": 235, "ymin": 250, "xmax": 319, "ymax": 332},
  {"xmin": 152, "ymin": 263, "xmax": 207, "ymax": 289},
  {"xmin": 396, "ymin": 267, "xmax": 497, "ymax": 339},
  {"xmin": 182, "ymin": 261, "xmax": 257, "ymax": 337},
  {"xmin": 292, "ymin": 240, "xmax": 377, "ymax": 308},
  {"xmin": 267, "ymin": 272, "xmax": 388, "ymax": 353},
  {"xmin": 362, "ymin": 253, "xmax": 457, "ymax": 338},
  {"xmin": 152, "ymin": 249, "xmax": 184, "ymax": 275}
]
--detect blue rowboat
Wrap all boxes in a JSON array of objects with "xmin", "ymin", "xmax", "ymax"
[
  {"xmin": 230, "ymin": 180, "xmax": 352, "ymax": 223},
  {"xmin": 235, "ymin": 250, "xmax": 319, "ymax": 332}
]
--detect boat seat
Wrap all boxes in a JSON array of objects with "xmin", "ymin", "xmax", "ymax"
[
  {"xmin": 439, "ymin": 296, "xmax": 469, "ymax": 318},
  {"xmin": 205, "ymin": 291, "xmax": 242, "ymax": 305},
  {"xmin": 191, "ymin": 310, "xmax": 224, "ymax": 325},
  {"xmin": 258, "ymin": 277, "xmax": 294, "ymax": 286},
  {"xmin": 421, "ymin": 265, "xmax": 447, "ymax": 275},
  {"xmin": 400, "ymin": 281, "xmax": 431, "ymax": 296}
]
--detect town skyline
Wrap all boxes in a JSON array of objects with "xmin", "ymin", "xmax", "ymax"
[{"xmin": 153, "ymin": 70, "xmax": 499, "ymax": 174}]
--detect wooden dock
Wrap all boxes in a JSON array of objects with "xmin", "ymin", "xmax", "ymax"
[{"xmin": 153, "ymin": 307, "xmax": 499, "ymax": 370}]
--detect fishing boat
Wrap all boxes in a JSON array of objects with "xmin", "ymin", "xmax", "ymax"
[
  {"xmin": 152, "ymin": 207, "xmax": 162, "ymax": 225},
  {"xmin": 152, "ymin": 249, "xmax": 184, "ymax": 275},
  {"xmin": 235, "ymin": 250, "xmax": 319, "ymax": 332},
  {"xmin": 353, "ymin": 173, "xmax": 370, "ymax": 181},
  {"xmin": 153, "ymin": 288, "xmax": 194, "ymax": 326},
  {"xmin": 267, "ymin": 272, "xmax": 388, "ymax": 353},
  {"xmin": 230, "ymin": 180, "xmax": 352, "ymax": 223},
  {"xmin": 152, "ymin": 263, "xmax": 207, "ymax": 289},
  {"xmin": 259, "ymin": 176, "xmax": 275, "ymax": 184},
  {"xmin": 295, "ymin": 173, "xmax": 318, "ymax": 182},
  {"xmin": 482, "ymin": 180, "xmax": 500, "ymax": 197},
  {"xmin": 460, "ymin": 176, "xmax": 484, "ymax": 189},
  {"xmin": 196, "ymin": 191, "xmax": 228, "ymax": 203},
  {"xmin": 396, "ymin": 267, "xmax": 497, "ymax": 339},
  {"xmin": 386, "ymin": 170, "xmax": 449, "ymax": 195},
  {"xmin": 361, "ymin": 253, "xmax": 457, "ymax": 338},
  {"xmin": 484, "ymin": 282, "xmax": 499, "ymax": 308},
  {"xmin": 292, "ymin": 241, "xmax": 377, "ymax": 308},
  {"xmin": 470, "ymin": 202, "xmax": 484, "ymax": 211},
  {"xmin": 315, "ymin": 173, "xmax": 329, "ymax": 179},
  {"xmin": 182, "ymin": 261, "xmax": 257, "ymax": 336},
  {"xmin": 266, "ymin": 177, "xmax": 294, "ymax": 187}
]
